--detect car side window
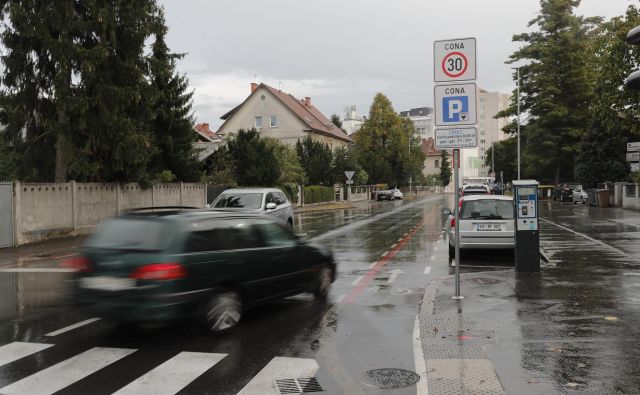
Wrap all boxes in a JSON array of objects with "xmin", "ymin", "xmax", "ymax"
[
  {"xmin": 255, "ymin": 220, "xmax": 296, "ymax": 247},
  {"xmin": 277, "ymin": 192, "xmax": 287, "ymax": 205}
]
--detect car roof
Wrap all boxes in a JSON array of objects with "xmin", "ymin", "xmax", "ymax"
[
  {"xmin": 119, "ymin": 209, "xmax": 267, "ymax": 223},
  {"xmin": 461, "ymin": 195, "xmax": 513, "ymax": 201},
  {"xmin": 219, "ymin": 188, "xmax": 283, "ymax": 194}
]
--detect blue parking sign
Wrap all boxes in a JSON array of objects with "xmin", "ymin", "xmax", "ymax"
[{"xmin": 443, "ymin": 96, "xmax": 469, "ymax": 122}]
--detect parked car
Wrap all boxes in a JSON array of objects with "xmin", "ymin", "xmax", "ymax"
[
  {"xmin": 67, "ymin": 209, "xmax": 336, "ymax": 332},
  {"xmin": 461, "ymin": 184, "xmax": 491, "ymax": 197},
  {"xmin": 445, "ymin": 195, "xmax": 515, "ymax": 257},
  {"xmin": 553, "ymin": 182, "xmax": 580, "ymax": 202},
  {"xmin": 572, "ymin": 185, "xmax": 588, "ymax": 204},
  {"xmin": 209, "ymin": 188, "xmax": 294, "ymax": 230}
]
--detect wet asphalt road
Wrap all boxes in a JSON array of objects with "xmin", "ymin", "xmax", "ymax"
[{"xmin": 0, "ymin": 194, "xmax": 451, "ymax": 394}]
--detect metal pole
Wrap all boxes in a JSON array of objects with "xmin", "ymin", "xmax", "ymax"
[
  {"xmin": 516, "ymin": 67, "xmax": 521, "ymax": 180},
  {"xmin": 409, "ymin": 138, "xmax": 412, "ymax": 195},
  {"xmin": 452, "ymin": 149, "xmax": 463, "ymax": 300}
]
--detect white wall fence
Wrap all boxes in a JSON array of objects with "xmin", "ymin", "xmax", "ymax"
[
  {"xmin": 621, "ymin": 183, "xmax": 640, "ymax": 210},
  {"xmin": 9, "ymin": 181, "xmax": 206, "ymax": 246}
]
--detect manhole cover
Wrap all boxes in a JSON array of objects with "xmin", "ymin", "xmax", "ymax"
[
  {"xmin": 463, "ymin": 277, "xmax": 502, "ymax": 285},
  {"xmin": 364, "ymin": 368, "xmax": 420, "ymax": 389}
]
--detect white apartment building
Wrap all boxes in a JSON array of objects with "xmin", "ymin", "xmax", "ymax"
[
  {"xmin": 399, "ymin": 107, "xmax": 434, "ymax": 139},
  {"xmin": 343, "ymin": 105, "xmax": 365, "ymax": 136}
]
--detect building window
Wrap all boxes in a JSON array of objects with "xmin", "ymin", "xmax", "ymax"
[
  {"xmin": 270, "ymin": 115, "xmax": 278, "ymax": 128},
  {"xmin": 435, "ymin": 160, "xmax": 439, "ymax": 168},
  {"xmin": 255, "ymin": 116, "xmax": 262, "ymax": 129}
]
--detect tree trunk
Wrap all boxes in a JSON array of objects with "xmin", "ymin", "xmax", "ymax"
[{"xmin": 54, "ymin": 133, "xmax": 67, "ymax": 183}]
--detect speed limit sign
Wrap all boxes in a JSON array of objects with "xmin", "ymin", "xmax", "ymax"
[{"xmin": 434, "ymin": 38, "xmax": 476, "ymax": 82}]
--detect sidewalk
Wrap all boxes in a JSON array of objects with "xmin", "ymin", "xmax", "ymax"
[{"xmin": 418, "ymin": 215, "xmax": 640, "ymax": 394}]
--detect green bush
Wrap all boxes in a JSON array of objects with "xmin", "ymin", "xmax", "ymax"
[
  {"xmin": 281, "ymin": 182, "xmax": 299, "ymax": 204},
  {"xmin": 304, "ymin": 185, "xmax": 334, "ymax": 204}
]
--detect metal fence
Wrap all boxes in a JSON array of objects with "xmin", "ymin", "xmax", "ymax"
[{"xmin": 0, "ymin": 182, "xmax": 13, "ymax": 248}]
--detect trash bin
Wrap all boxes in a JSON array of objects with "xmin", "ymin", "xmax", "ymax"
[{"xmin": 596, "ymin": 189, "xmax": 609, "ymax": 208}]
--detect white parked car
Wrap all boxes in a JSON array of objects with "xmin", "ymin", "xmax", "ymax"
[
  {"xmin": 446, "ymin": 195, "xmax": 515, "ymax": 257},
  {"xmin": 572, "ymin": 185, "xmax": 588, "ymax": 204},
  {"xmin": 392, "ymin": 189, "xmax": 403, "ymax": 200}
]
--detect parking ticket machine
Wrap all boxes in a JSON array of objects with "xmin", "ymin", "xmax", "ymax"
[{"xmin": 513, "ymin": 180, "xmax": 540, "ymax": 272}]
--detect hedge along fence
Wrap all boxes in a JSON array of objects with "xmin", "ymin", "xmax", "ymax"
[{"xmin": 304, "ymin": 186, "xmax": 334, "ymax": 204}]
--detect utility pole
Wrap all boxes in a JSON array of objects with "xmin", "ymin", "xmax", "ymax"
[{"xmin": 515, "ymin": 67, "xmax": 521, "ymax": 180}]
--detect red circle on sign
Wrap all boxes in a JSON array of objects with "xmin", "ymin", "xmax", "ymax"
[{"xmin": 441, "ymin": 51, "xmax": 468, "ymax": 78}]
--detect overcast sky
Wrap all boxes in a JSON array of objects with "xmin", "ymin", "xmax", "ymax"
[{"xmin": 158, "ymin": 0, "xmax": 636, "ymax": 129}]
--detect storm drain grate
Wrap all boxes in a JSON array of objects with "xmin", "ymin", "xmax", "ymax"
[
  {"xmin": 364, "ymin": 368, "xmax": 421, "ymax": 389},
  {"xmin": 275, "ymin": 377, "xmax": 323, "ymax": 394}
]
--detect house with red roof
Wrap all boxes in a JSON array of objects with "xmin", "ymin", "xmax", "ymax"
[
  {"xmin": 217, "ymin": 83, "xmax": 352, "ymax": 149},
  {"xmin": 193, "ymin": 123, "xmax": 222, "ymax": 161},
  {"xmin": 421, "ymin": 137, "xmax": 447, "ymax": 177}
]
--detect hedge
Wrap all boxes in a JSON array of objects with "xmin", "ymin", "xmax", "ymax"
[{"xmin": 304, "ymin": 186, "xmax": 334, "ymax": 204}]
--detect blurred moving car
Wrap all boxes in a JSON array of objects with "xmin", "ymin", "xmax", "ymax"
[
  {"xmin": 446, "ymin": 195, "xmax": 515, "ymax": 257},
  {"xmin": 68, "ymin": 209, "xmax": 336, "ymax": 332},
  {"xmin": 210, "ymin": 188, "xmax": 294, "ymax": 230},
  {"xmin": 572, "ymin": 185, "xmax": 588, "ymax": 204},
  {"xmin": 376, "ymin": 188, "xmax": 403, "ymax": 201},
  {"xmin": 553, "ymin": 182, "xmax": 579, "ymax": 202}
]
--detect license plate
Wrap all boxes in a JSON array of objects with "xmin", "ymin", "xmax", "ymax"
[
  {"xmin": 79, "ymin": 276, "xmax": 136, "ymax": 291},
  {"xmin": 477, "ymin": 223, "xmax": 501, "ymax": 231}
]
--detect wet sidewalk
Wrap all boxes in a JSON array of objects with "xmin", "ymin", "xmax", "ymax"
[{"xmin": 419, "ymin": 206, "xmax": 640, "ymax": 394}]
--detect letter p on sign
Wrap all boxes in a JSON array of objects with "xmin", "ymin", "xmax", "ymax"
[{"xmin": 443, "ymin": 96, "xmax": 468, "ymax": 122}]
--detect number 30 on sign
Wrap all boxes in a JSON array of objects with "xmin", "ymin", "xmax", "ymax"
[{"xmin": 434, "ymin": 38, "xmax": 476, "ymax": 82}]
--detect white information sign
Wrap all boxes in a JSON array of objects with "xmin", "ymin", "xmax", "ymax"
[
  {"xmin": 435, "ymin": 128, "xmax": 477, "ymax": 149},
  {"xmin": 626, "ymin": 152, "xmax": 640, "ymax": 162},
  {"xmin": 434, "ymin": 38, "xmax": 477, "ymax": 82},
  {"xmin": 434, "ymin": 83, "xmax": 477, "ymax": 126},
  {"xmin": 629, "ymin": 142, "xmax": 640, "ymax": 152}
]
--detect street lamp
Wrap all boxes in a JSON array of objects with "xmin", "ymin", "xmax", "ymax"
[
  {"xmin": 512, "ymin": 66, "xmax": 521, "ymax": 180},
  {"xmin": 408, "ymin": 138, "xmax": 412, "ymax": 195}
]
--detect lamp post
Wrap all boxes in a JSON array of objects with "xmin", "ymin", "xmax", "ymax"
[
  {"xmin": 408, "ymin": 138, "xmax": 412, "ymax": 195},
  {"xmin": 512, "ymin": 66, "xmax": 521, "ymax": 180}
]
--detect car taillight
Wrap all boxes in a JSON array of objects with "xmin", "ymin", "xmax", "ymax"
[
  {"xmin": 61, "ymin": 255, "xmax": 91, "ymax": 272},
  {"xmin": 130, "ymin": 263, "xmax": 186, "ymax": 281},
  {"xmin": 450, "ymin": 217, "xmax": 456, "ymax": 228}
]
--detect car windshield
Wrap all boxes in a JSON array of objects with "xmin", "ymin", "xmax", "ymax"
[
  {"xmin": 461, "ymin": 199, "xmax": 514, "ymax": 220},
  {"xmin": 85, "ymin": 218, "xmax": 172, "ymax": 251},
  {"xmin": 212, "ymin": 193, "xmax": 263, "ymax": 209}
]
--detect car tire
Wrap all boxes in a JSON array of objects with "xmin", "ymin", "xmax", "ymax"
[
  {"xmin": 205, "ymin": 291, "xmax": 242, "ymax": 333},
  {"xmin": 314, "ymin": 266, "xmax": 333, "ymax": 301},
  {"xmin": 287, "ymin": 219, "xmax": 293, "ymax": 231}
]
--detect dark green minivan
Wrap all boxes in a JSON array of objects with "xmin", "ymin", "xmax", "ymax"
[{"xmin": 69, "ymin": 209, "xmax": 336, "ymax": 331}]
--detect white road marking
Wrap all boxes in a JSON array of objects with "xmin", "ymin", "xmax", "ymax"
[
  {"xmin": 540, "ymin": 218, "xmax": 640, "ymax": 263},
  {"xmin": 113, "ymin": 352, "xmax": 226, "ymax": 395},
  {"xmin": 335, "ymin": 294, "xmax": 346, "ymax": 303},
  {"xmin": 0, "ymin": 268, "xmax": 77, "ymax": 273},
  {"xmin": 623, "ymin": 273, "xmax": 640, "ymax": 276},
  {"xmin": 424, "ymin": 266, "xmax": 432, "ymax": 274},
  {"xmin": 0, "ymin": 342, "xmax": 53, "ymax": 367},
  {"xmin": 45, "ymin": 318, "xmax": 102, "ymax": 337},
  {"xmin": 368, "ymin": 261, "xmax": 378, "ymax": 269},
  {"xmin": 398, "ymin": 238, "xmax": 404, "ymax": 242},
  {"xmin": 237, "ymin": 357, "xmax": 319, "ymax": 395},
  {"xmin": 386, "ymin": 269, "xmax": 404, "ymax": 283},
  {"xmin": 429, "ymin": 255, "xmax": 436, "ymax": 262},
  {"xmin": 381, "ymin": 251, "xmax": 388, "ymax": 257},
  {"xmin": 352, "ymin": 275, "xmax": 363, "ymax": 285},
  {"xmin": 391, "ymin": 243, "xmax": 397, "ymax": 249},
  {"xmin": 413, "ymin": 316, "xmax": 429, "ymax": 395},
  {"xmin": 0, "ymin": 347, "xmax": 136, "ymax": 395}
]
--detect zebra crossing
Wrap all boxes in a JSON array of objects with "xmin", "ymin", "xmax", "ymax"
[{"xmin": 0, "ymin": 341, "xmax": 322, "ymax": 394}]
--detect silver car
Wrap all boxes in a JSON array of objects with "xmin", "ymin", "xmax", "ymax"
[
  {"xmin": 572, "ymin": 185, "xmax": 588, "ymax": 204},
  {"xmin": 209, "ymin": 188, "xmax": 294, "ymax": 229},
  {"xmin": 446, "ymin": 195, "xmax": 515, "ymax": 257}
]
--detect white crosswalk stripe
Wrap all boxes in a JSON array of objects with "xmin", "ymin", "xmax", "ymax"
[
  {"xmin": 113, "ymin": 352, "xmax": 227, "ymax": 395},
  {"xmin": 45, "ymin": 318, "xmax": 102, "ymax": 337},
  {"xmin": 0, "ymin": 347, "xmax": 136, "ymax": 395},
  {"xmin": 0, "ymin": 342, "xmax": 53, "ymax": 367},
  {"xmin": 237, "ymin": 356, "xmax": 319, "ymax": 395}
]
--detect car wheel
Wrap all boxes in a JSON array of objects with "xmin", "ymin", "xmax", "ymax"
[
  {"xmin": 314, "ymin": 266, "xmax": 333, "ymax": 301},
  {"xmin": 287, "ymin": 219, "xmax": 293, "ymax": 231},
  {"xmin": 205, "ymin": 291, "xmax": 242, "ymax": 333}
]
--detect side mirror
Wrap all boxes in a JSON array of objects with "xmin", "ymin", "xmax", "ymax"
[
  {"xmin": 266, "ymin": 202, "xmax": 277, "ymax": 210},
  {"xmin": 443, "ymin": 208, "xmax": 452, "ymax": 216}
]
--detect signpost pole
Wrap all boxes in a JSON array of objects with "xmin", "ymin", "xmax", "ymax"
[{"xmin": 453, "ymin": 148, "xmax": 463, "ymax": 299}]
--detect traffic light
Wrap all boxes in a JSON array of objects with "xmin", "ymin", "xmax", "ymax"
[{"xmin": 626, "ymin": 26, "xmax": 640, "ymax": 89}]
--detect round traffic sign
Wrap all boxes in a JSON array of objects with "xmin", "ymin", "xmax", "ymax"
[{"xmin": 441, "ymin": 51, "xmax": 468, "ymax": 78}]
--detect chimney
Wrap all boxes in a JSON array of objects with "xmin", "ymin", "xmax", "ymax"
[
  {"xmin": 251, "ymin": 83, "xmax": 258, "ymax": 93},
  {"xmin": 304, "ymin": 97, "xmax": 311, "ymax": 107}
]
